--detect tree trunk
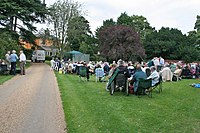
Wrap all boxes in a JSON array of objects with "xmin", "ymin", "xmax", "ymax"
[
  {"xmin": 13, "ymin": 17, "xmax": 17, "ymax": 31},
  {"xmin": 10, "ymin": 16, "xmax": 14, "ymax": 30}
]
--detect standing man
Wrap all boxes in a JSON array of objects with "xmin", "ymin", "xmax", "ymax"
[
  {"xmin": 5, "ymin": 51, "xmax": 11, "ymax": 69},
  {"xmin": 9, "ymin": 50, "xmax": 18, "ymax": 75},
  {"xmin": 19, "ymin": 50, "xmax": 26, "ymax": 75},
  {"xmin": 159, "ymin": 56, "xmax": 165, "ymax": 66}
]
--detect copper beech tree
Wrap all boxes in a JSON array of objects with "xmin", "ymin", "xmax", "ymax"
[{"xmin": 98, "ymin": 25, "xmax": 146, "ymax": 61}]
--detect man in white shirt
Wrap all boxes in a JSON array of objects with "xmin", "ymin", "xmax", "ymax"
[
  {"xmin": 147, "ymin": 66, "xmax": 160, "ymax": 86},
  {"xmin": 159, "ymin": 56, "xmax": 165, "ymax": 66},
  {"xmin": 19, "ymin": 50, "xmax": 26, "ymax": 75}
]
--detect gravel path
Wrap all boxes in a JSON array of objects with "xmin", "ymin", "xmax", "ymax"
[{"xmin": 0, "ymin": 63, "xmax": 66, "ymax": 133}]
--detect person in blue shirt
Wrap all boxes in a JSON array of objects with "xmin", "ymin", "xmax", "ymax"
[
  {"xmin": 9, "ymin": 50, "xmax": 18, "ymax": 75},
  {"xmin": 190, "ymin": 83, "xmax": 200, "ymax": 88},
  {"xmin": 130, "ymin": 63, "xmax": 147, "ymax": 93},
  {"xmin": 95, "ymin": 64, "xmax": 105, "ymax": 82}
]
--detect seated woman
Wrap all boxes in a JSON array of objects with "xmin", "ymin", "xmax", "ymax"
[
  {"xmin": 95, "ymin": 64, "xmax": 105, "ymax": 82},
  {"xmin": 173, "ymin": 65, "xmax": 182, "ymax": 81},
  {"xmin": 160, "ymin": 65, "xmax": 172, "ymax": 82},
  {"xmin": 174, "ymin": 65, "xmax": 182, "ymax": 76}
]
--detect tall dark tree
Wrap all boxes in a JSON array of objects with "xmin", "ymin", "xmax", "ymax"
[
  {"xmin": 144, "ymin": 27, "xmax": 199, "ymax": 62},
  {"xmin": 194, "ymin": 15, "xmax": 200, "ymax": 31},
  {"xmin": 67, "ymin": 16, "xmax": 91, "ymax": 51},
  {"xmin": 117, "ymin": 12, "xmax": 154, "ymax": 42},
  {"xmin": 194, "ymin": 15, "xmax": 200, "ymax": 50},
  {"xmin": 131, "ymin": 15, "xmax": 155, "ymax": 42},
  {"xmin": 95, "ymin": 18, "xmax": 116, "ymax": 38},
  {"xmin": 117, "ymin": 12, "xmax": 133, "ymax": 26},
  {"xmin": 0, "ymin": 0, "xmax": 47, "ymax": 44},
  {"xmin": 99, "ymin": 25, "xmax": 145, "ymax": 61}
]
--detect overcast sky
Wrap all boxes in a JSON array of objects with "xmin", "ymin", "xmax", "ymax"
[{"xmin": 44, "ymin": 0, "xmax": 200, "ymax": 34}]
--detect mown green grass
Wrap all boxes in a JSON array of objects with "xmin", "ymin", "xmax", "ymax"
[
  {"xmin": 56, "ymin": 73, "xmax": 200, "ymax": 133},
  {"xmin": 0, "ymin": 75, "xmax": 13, "ymax": 85}
]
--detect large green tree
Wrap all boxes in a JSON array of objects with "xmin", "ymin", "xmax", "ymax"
[
  {"xmin": 67, "ymin": 16, "xmax": 99, "ymax": 60},
  {"xmin": 48, "ymin": 0, "xmax": 83, "ymax": 59},
  {"xmin": 117, "ymin": 12, "xmax": 154, "ymax": 42},
  {"xmin": 144, "ymin": 27, "xmax": 199, "ymax": 62},
  {"xmin": 67, "ymin": 16, "xmax": 92, "ymax": 51},
  {"xmin": 194, "ymin": 15, "xmax": 200, "ymax": 50},
  {"xmin": 95, "ymin": 18, "xmax": 116, "ymax": 39},
  {"xmin": 0, "ymin": 0, "xmax": 47, "ymax": 44}
]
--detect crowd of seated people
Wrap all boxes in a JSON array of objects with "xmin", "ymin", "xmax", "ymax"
[
  {"xmin": 50, "ymin": 57, "xmax": 200, "ymax": 79},
  {"xmin": 49, "ymin": 56, "xmax": 200, "ymax": 95}
]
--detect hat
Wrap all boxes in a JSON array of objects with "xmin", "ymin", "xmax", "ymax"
[{"xmin": 12, "ymin": 50, "xmax": 16, "ymax": 53}]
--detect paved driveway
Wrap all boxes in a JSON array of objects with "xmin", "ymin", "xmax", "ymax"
[{"xmin": 0, "ymin": 63, "xmax": 66, "ymax": 133}]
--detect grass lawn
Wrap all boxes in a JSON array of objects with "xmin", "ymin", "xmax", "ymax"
[
  {"xmin": 0, "ymin": 75, "xmax": 13, "ymax": 85},
  {"xmin": 56, "ymin": 73, "xmax": 200, "ymax": 133}
]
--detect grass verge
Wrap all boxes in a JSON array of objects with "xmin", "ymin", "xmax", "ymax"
[
  {"xmin": 56, "ymin": 73, "xmax": 200, "ymax": 133},
  {"xmin": 0, "ymin": 75, "xmax": 13, "ymax": 85}
]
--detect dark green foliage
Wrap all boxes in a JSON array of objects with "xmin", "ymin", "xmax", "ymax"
[
  {"xmin": 194, "ymin": 15, "xmax": 200, "ymax": 31},
  {"xmin": 117, "ymin": 12, "xmax": 133, "ymax": 26},
  {"xmin": 0, "ymin": 30, "xmax": 18, "ymax": 58},
  {"xmin": 144, "ymin": 27, "xmax": 199, "ymax": 61},
  {"xmin": 0, "ymin": 0, "xmax": 48, "ymax": 45},
  {"xmin": 67, "ymin": 16, "xmax": 99, "ymax": 59},
  {"xmin": 117, "ymin": 12, "xmax": 154, "ymax": 42},
  {"xmin": 95, "ymin": 18, "xmax": 116, "ymax": 38},
  {"xmin": 194, "ymin": 15, "xmax": 200, "ymax": 50},
  {"xmin": 67, "ymin": 16, "xmax": 92, "ymax": 51},
  {"xmin": 96, "ymin": 13, "xmax": 200, "ymax": 62},
  {"xmin": 0, "ymin": 0, "xmax": 47, "ymax": 31}
]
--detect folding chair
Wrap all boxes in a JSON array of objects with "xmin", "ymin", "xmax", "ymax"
[
  {"xmin": 173, "ymin": 69, "xmax": 182, "ymax": 81},
  {"xmin": 152, "ymin": 76, "xmax": 163, "ymax": 93},
  {"xmin": 78, "ymin": 66, "xmax": 87, "ymax": 81},
  {"xmin": 137, "ymin": 78, "xmax": 152, "ymax": 98}
]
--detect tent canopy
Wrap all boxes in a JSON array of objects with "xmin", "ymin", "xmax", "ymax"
[{"xmin": 67, "ymin": 50, "xmax": 82, "ymax": 54}]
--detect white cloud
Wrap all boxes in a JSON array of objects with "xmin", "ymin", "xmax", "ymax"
[{"xmin": 43, "ymin": 0, "xmax": 200, "ymax": 34}]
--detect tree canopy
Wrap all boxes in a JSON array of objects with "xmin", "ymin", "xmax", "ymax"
[
  {"xmin": 0, "ymin": 0, "xmax": 47, "ymax": 44},
  {"xmin": 144, "ymin": 27, "xmax": 199, "ymax": 62},
  {"xmin": 67, "ymin": 16, "xmax": 92, "ymax": 51},
  {"xmin": 96, "ymin": 13, "xmax": 200, "ymax": 62},
  {"xmin": 47, "ymin": 0, "xmax": 83, "ymax": 59},
  {"xmin": 98, "ymin": 25, "xmax": 145, "ymax": 61},
  {"xmin": 0, "ymin": 29, "xmax": 18, "ymax": 58}
]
